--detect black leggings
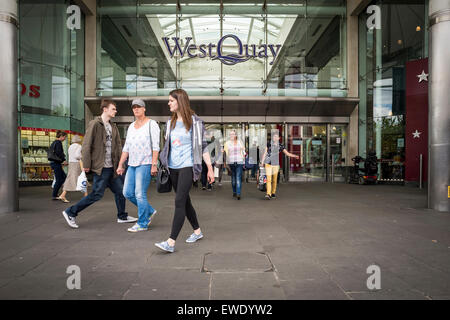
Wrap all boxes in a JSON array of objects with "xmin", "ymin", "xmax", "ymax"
[{"xmin": 169, "ymin": 167, "xmax": 200, "ymax": 240}]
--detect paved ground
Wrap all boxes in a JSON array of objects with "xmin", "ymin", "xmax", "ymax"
[{"xmin": 0, "ymin": 181, "xmax": 449, "ymax": 300}]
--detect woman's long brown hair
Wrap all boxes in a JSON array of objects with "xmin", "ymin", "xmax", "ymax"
[{"xmin": 169, "ymin": 89, "xmax": 194, "ymax": 132}]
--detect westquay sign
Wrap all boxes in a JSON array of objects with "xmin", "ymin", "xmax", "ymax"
[{"xmin": 162, "ymin": 34, "xmax": 282, "ymax": 66}]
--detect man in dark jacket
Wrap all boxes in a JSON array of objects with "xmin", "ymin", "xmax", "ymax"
[
  {"xmin": 50, "ymin": 130, "xmax": 68, "ymax": 200},
  {"xmin": 62, "ymin": 99, "xmax": 137, "ymax": 229}
]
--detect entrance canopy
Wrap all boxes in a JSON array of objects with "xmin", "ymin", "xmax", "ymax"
[{"xmin": 85, "ymin": 96, "xmax": 358, "ymax": 123}]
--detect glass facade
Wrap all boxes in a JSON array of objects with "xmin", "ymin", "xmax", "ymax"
[
  {"xmin": 96, "ymin": 0, "xmax": 347, "ymax": 97},
  {"xmin": 18, "ymin": 0, "xmax": 85, "ymax": 182},
  {"xmin": 358, "ymin": 0, "xmax": 428, "ymax": 181}
]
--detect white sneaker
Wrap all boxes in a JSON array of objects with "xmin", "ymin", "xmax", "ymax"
[
  {"xmin": 127, "ymin": 223, "xmax": 148, "ymax": 232},
  {"xmin": 62, "ymin": 211, "xmax": 79, "ymax": 229},
  {"xmin": 117, "ymin": 216, "xmax": 138, "ymax": 223}
]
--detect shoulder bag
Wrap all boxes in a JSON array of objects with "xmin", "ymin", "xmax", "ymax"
[
  {"xmin": 47, "ymin": 141, "xmax": 63, "ymax": 162},
  {"xmin": 155, "ymin": 120, "xmax": 172, "ymax": 193}
]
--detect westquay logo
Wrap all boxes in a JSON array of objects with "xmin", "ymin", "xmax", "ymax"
[{"xmin": 162, "ymin": 34, "xmax": 282, "ymax": 66}]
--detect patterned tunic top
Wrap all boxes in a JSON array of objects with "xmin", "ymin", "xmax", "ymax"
[{"xmin": 123, "ymin": 120, "xmax": 160, "ymax": 167}]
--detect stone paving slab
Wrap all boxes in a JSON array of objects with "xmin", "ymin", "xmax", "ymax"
[
  {"xmin": 0, "ymin": 183, "xmax": 449, "ymax": 300},
  {"xmin": 279, "ymin": 278, "xmax": 349, "ymax": 300},
  {"xmin": 210, "ymin": 273, "xmax": 285, "ymax": 300},
  {"xmin": 203, "ymin": 252, "xmax": 273, "ymax": 273},
  {"xmin": 124, "ymin": 269, "xmax": 210, "ymax": 300}
]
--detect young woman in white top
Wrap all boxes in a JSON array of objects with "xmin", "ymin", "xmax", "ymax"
[
  {"xmin": 224, "ymin": 130, "xmax": 246, "ymax": 200},
  {"xmin": 59, "ymin": 135, "xmax": 87, "ymax": 202},
  {"xmin": 117, "ymin": 99, "xmax": 160, "ymax": 232}
]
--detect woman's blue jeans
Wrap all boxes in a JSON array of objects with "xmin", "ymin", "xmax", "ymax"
[
  {"xmin": 229, "ymin": 163, "xmax": 243, "ymax": 196},
  {"xmin": 123, "ymin": 164, "xmax": 156, "ymax": 228}
]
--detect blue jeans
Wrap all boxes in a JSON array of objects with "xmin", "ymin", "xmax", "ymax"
[
  {"xmin": 66, "ymin": 168, "xmax": 127, "ymax": 219},
  {"xmin": 123, "ymin": 165, "xmax": 156, "ymax": 228},
  {"xmin": 229, "ymin": 163, "xmax": 243, "ymax": 195},
  {"xmin": 51, "ymin": 162, "xmax": 66, "ymax": 198},
  {"xmin": 250, "ymin": 165, "xmax": 257, "ymax": 178}
]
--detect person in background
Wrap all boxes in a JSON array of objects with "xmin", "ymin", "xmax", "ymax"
[
  {"xmin": 50, "ymin": 130, "xmax": 68, "ymax": 201},
  {"xmin": 155, "ymin": 89, "xmax": 214, "ymax": 253},
  {"xmin": 58, "ymin": 135, "xmax": 88, "ymax": 203},
  {"xmin": 246, "ymin": 138, "xmax": 259, "ymax": 182},
  {"xmin": 224, "ymin": 130, "xmax": 245, "ymax": 200},
  {"xmin": 61, "ymin": 99, "xmax": 137, "ymax": 228},
  {"xmin": 117, "ymin": 99, "xmax": 160, "ymax": 232},
  {"xmin": 201, "ymin": 135, "xmax": 219, "ymax": 191},
  {"xmin": 216, "ymin": 140, "xmax": 226, "ymax": 187},
  {"xmin": 260, "ymin": 132, "xmax": 299, "ymax": 200}
]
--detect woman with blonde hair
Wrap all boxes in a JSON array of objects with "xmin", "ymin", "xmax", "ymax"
[
  {"xmin": 59, "ymin": 135, "xmax": 87, "ymax": 202},
  {"xmin": 155, "ymin": 89, "xmax": 214, "ymax": 253}
]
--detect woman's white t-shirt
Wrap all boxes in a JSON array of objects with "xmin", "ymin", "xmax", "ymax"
[{"xmin": 123, "ymin": 119, "xmax": 160, "ymax": 167}]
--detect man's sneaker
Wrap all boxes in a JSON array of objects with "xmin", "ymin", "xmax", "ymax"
[
  {"xmin": 147, "ymin": 210, "xmax": 157, "ymax": 227},
  {"xmin": 271, "ymin": 194, "xmax": 276, "ymax": 199},
  {"xmin": 117, "ymin": 216, "xmax": 138, "ymax": 223},
  {"xmin": 62, "ymin": 211, "xmax": 79, "ymax": 229},
  {"xmin": 265, "ymin": 194, "xmax": 271, "ymax": 200},
  {"xmin": 186, "ymin": 232, "xmax": 203, "ymax": 243},
  {"xmin": 127, "ymin": 223, "xmax": 148, "ymax": 232},
  {"xmin": 155, "ymin": 241, "xmax": 175, "ymax": 253},
  {"xmin": 237, "ymin": 195, "xmax": 241, "ymax": 200}
]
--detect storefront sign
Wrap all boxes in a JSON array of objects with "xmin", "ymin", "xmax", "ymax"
[
  {"xmin": 20, "ymin": 83, "xmax": 40, "ymax": 98},
  {"xmin": 162, "ymin": 34, "xmax": 282, "ymax": 66}
]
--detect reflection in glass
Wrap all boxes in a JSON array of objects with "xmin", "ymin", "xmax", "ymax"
[
  {"xmin": 358, "ymin": 1, "xmax": 427, "ymax": 181},
  {"xmin": 287, "ymin": 124, "xmax": 327, "ymax": 182}
]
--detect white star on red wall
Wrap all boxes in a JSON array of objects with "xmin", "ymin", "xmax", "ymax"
[
  {"xmin": 417, "ymin": 70, "xmax": 428, "ymax": 83},
  {"xmin": 412, "ymin": 130, "xmax": 422, "ymax": 138}
]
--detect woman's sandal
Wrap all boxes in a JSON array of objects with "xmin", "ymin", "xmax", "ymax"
[{"xmin": 57, "ymin": 197, "xmax": 69, "ymax": 203}]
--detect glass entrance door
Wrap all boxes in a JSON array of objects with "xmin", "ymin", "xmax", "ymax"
[
  {"xmin": 287, "ymin": 124, "xmax": 327, "ymax": 182},
  {"xmin": 329, "ymin": 124, "xmax": 348, "ymax": 182},
  {"xmin": 247, "ymin": 124, "xmax": 284, "ymax": 181}
]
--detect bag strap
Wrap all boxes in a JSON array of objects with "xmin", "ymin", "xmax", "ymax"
[
  {"xmin": 50, "ymin": 140, "xmax": 57, "ymax": 154},
  {"xmin": 148, "ymin": 118, "xmax": 153, "ymax": 152}
]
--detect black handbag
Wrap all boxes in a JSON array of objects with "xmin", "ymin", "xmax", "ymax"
[
  {"xmin": 156, "ymin": 165, "xmax": 172, "ymax": 193},
  {"xmin": 47, "ymin": 141, "xmax": 63, "ymax": 162},
  {"xmin": 156, "ymin": 121, "xmax": 171, "ymax": 193}
]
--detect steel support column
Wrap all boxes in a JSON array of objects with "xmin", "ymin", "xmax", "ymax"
[
  {"xmin": 428, "ymin": 0, "xmax": 450, "ymax": 212},
  {"xmin": 0, "ymin": 0, "xmax": 18, "ymax": 213}
]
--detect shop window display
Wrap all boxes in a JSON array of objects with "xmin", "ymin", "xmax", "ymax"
[{"xmin": 19, "ymin": 128, "xmax": 83, "ymax": 182}]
